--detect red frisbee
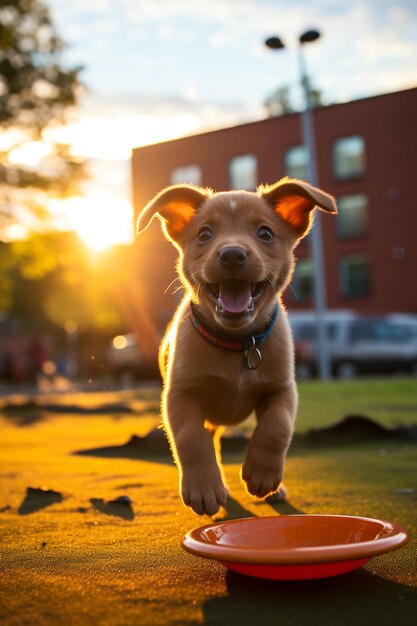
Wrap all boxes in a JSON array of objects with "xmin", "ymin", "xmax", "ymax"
[{"xmin": 181, "ymin": 514, "xmax": 408, "ymax": 580}]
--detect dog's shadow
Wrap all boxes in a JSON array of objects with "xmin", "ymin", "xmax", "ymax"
[
  {"xmin": 220, "ymin": 496, "xmax": 304, "ymax": 521},
  {"xmin": 218, "ymin": 496, "xmax": 254, "ymax": 520}
]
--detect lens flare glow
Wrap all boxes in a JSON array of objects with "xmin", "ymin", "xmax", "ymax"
[{"xmin": 50, "ymin": 193, "xmax": 134, "ymax": 251}]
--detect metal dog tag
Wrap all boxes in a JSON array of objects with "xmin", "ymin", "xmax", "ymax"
[{"xmin": 244, "ymin": 337, "xmax": 262, "ymax": 369}]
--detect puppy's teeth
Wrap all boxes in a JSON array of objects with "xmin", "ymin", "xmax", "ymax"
[
  {"xmin": 247, "ymin": 298, "xmax": 254, "ymax": 312},
  {"xmin": 215, "ymin": 299, "xmax": 224, "ymax": 313}
]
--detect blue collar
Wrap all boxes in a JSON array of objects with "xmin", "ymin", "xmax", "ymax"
[{"xmin": 189, "ymin": 302, "xmax": 279, "ymax": 369}]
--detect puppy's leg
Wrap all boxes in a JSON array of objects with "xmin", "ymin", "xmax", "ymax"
[
  {"xmin": 241, "ymin": 384, "xmax": 297, "ymax": 499},
  {"xmin": 164, "ymin": 390, "xmax": 228, "ymax": 516}
]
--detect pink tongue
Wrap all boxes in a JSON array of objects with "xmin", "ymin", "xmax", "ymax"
[{"xmin": 219, "ymin": 280, "xmax": 252, "ymax": 314}]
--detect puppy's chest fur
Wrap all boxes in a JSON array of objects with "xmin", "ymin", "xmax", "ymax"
[
  {"xmin": 165, "ymin": 299, "xmax": 293, "ymax": 426},
  {"xmin": 196, "ymin": 370, "xmax": 273, "ymax": 425}
]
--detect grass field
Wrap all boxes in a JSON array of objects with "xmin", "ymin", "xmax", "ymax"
[
  {"xmin": 0, "ymin": 378, "xmax": 416, "ymax": 626},
  {"xmin": 296, "ymin": 378, "xmax": 417, "ymax": 430},
  {"xmin": 232, "ymin": 377, "xmax": 417, "ymax": 434}
]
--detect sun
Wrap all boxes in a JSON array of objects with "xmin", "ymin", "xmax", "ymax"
[{"xmin": 52, "ymin": 193, "xmax": 134, "ymax": 251}]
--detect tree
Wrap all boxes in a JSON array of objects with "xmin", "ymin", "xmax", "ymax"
[
  {"xmin": 0, "ymin": 0, "xmax": 86, "ymax": 235},
  {"xmin": 1, "ymin": 231, "xmax": 126, "ymax": 339},
  {"xmin": 264, "ymin": 86, "xmax": 296, "ymax": 118},
  {"xmin": 263, "ymin": 81, "xmax": 324, "ymax": 118},
  {"xmin": 301, "ymin": 74, "xmax": 324, "ymax": 109}
]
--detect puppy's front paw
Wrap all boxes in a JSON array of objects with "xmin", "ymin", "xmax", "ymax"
[
  {"xmin": 181, "ymin": 472, "xmax": 228, "ymax": 517},
  {"xmin": 241, "ymin": 457, "xmax": 283, "ymax": 499}
]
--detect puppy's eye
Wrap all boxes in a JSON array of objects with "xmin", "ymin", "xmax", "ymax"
[
  {"xmin": 197, "ymin": 226, "xmax": 212, "ymax": 242},
  {"xmin": 256, "ymin": 225, "xmax": 275, "ymax": 241}
]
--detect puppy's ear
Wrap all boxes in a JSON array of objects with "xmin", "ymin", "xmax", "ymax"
[
  {"xmin": 137, "ymin": 184, "xmax": 210, "ymax": 241},
  {"xmin": 259, "ymin": 177, "xmax": 337, "ymax": 237}
]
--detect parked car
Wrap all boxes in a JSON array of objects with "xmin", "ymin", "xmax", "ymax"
[
  {"xmin": 387, "ymin": 313, "xmax": 417, "ymax": 338},
  {"xmin": 288, "ymin": 311, "xmax": 417, "ymax": 379},
  {"xmin": 107, "ymin": 333, "xmax": 159, "ymax": 382}
]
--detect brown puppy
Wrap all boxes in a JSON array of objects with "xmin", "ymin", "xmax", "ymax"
[{"xmin": 137, "ymin": 177, "xmax": 337, "ymax": 516}]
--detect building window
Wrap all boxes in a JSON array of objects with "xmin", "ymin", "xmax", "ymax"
[
  {"xmin": 229, "ymin": 154, "xmax": 257, "ymax": 190},
  {"xmin": 337, "ymin": 193, "xmax": 369, "ymax": 238},
  {"xmin": 290, "ymin": 258, "xmax": 313, "ymax": 301},
  {"xmin": 285, "ymin": 145, "xmax": 308, "ymax": 180},
  {"xmin": 340, "ymin": 253, "xmax": 370, "ymax": 298},
  {"xmin": 333, "ymin": 135, "xmax": 365, "ymax": 180},
  {"xmin": 170, "ymin": 164, "xmax": 202, "ymax": 185}
]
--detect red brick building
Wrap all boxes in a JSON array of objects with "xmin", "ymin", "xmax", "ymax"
[{"xmin": 132, "ymin": 87, "xmax": 417, "ymax": 324}]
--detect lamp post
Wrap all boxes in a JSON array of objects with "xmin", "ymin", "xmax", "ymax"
[{"xmin": 265, "ymin": 29, "xmax": 331, "ymax": 380}]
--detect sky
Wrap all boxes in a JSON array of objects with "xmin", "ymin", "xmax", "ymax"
[{"xmin": 28, "ymin": 0, "xmax": 417, "ymax": 248}]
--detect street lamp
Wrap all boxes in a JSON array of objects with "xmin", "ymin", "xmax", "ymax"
[
  {"xmin": 265, "ymin": 29, "xmax": 331, "ymax": 380},
  {"xmin": 299, "ymin": 29, "xmax": 320, "ymax": 44},
  {"xmin": 264, "ymin": 36, "xmax": 285, "ymax": 50}
]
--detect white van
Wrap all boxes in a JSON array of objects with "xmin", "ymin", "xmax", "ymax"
[{"xmin": 288, "ymin": 310, "xmax": 417, "ymax": 379}]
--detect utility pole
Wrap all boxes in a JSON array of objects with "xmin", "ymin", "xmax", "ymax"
[
  {"xmin": 298, "ymin": 36, "xmax": 331, "ymax": 380},
  {"xmin": 265, "ymin": 29, "xmax": 332, "ymax": 380}
]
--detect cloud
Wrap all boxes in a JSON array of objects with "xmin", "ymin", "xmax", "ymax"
[
  {"xmin": 46, "ymin": 92, "xmax": 262, "ymax": 162},
  {"xmin": 311, "ymin": 2, "xmax": 417, "ymax": 101},
  {"xmin": 49, "ymin": 0, "xmax": 417, "ymax": 105},
  {"xmin": 44, "ymin": 0, "xmax": 417, "ymax": 214}
]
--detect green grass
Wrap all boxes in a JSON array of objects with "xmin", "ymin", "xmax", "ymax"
[
  {"xmin": 235, "ymin": 377, "xmax": 417, "ymax": 435},
  {"xmin": 296, "ymin": 378, "xmax": 417, "ymax": 432}
]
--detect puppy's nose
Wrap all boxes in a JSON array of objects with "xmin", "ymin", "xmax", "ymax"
[{"xmin": 219, "ymin": 246, "xmax": 247, "ymax": 269}]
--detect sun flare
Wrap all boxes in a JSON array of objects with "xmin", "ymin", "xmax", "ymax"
[{"xmin": 50, "ymin": 193, "xmax": 134, "ymax": 251}]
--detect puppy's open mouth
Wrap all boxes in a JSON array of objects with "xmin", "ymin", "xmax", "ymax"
[{"xmin": 206, "ymin": 280, "xmax": 264, "ymax": 315}]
